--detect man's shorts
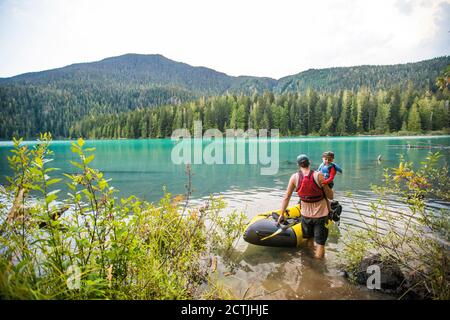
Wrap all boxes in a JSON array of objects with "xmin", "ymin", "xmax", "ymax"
[{"xmin": 301, "ymin": 216, "xmax": 329, "ymax": 245}]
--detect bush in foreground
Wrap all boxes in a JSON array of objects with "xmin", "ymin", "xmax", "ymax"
[
  {"xmin": 0, "ymin": 134, "xmax": 246, "ymax": 299},
  {"xmin": 339, "ymin": 152, "xmax": 450, "ymax": 299}
]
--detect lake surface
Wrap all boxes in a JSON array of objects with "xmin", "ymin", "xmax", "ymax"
[{"xmin": 1, "ymin": 135, "xmax": 449, "ymax": 299}]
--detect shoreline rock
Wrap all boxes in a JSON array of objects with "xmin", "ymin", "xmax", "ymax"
[{"xmin": 345, "ymin": 254, "xmax": 406, "ymax": 295}]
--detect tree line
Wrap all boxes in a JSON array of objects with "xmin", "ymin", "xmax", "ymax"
[
  {"xmin": 1, "ymin": 56, "xmax": 448, "ymax": 140},
  {"xmin": 0, "ymin": 83, "xmax": 194, "ymax": 139},
  {"xmin": 69, "ymin": 84, "xmax": 449, "ymax": 139}
]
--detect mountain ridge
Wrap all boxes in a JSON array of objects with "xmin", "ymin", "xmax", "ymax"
[
  {"xmin": 2, "ymin": 53, "xmax": 449, "ymax": 81},
  {"xmin": 1, "ymin": 53, "xmax": 449, "ymax": 139},
  {"xmin": 0, "ymin": 53, "xmax": 276, "ymax": 94},
  {"xmin": 2, "ymin": 54, "xmax": 449, "ymax": 94}
]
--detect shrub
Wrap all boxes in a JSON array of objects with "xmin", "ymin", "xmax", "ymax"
[
  {"xmin": 0, "ymin": 134, "xmax": 246, "ymax": 299},
  {"xmin": 339, "ymin": 152, "xmax": 450, "ymax": 299}
]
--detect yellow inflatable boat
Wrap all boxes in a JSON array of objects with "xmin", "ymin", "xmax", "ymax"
[{"xmin": 243, "ymin": 201, "xmax": 342, "ymax": 247}]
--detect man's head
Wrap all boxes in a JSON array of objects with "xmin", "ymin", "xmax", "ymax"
[{"xmin": 296, "ymin": 154, "xmax": 310, "ymax": 168}]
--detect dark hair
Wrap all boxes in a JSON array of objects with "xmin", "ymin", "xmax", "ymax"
[
  {"xmin": 322, "ymin": 151, "xmax": 335, "ymax": 159},
  {"xmin": 296, "ymin": 154, "xmax": 310, "ymax": 168},
  {"xmin": 299, "ymin": 159, "xmax": 310, "ymax": 168}
]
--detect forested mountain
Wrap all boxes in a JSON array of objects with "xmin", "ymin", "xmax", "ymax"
[
  {"xmin": 276, "ymin": 57, "xmax": 450, "ymax": 93},
  {"xmin": 2, "ymin": 54, "xmax": 448, "ymax": 93},
  {"xmin": 0, "ymin": 54, "xmax": 276, "ymax": 94},
  {"xmin": 0, "ymin": 54, "xmax": 449, "ymax": 139}
]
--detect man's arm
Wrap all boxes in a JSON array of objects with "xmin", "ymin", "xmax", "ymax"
[
  {"xmin": 277, "ymin": 174, "xmax": 296, "ymax": 224},
  {"xmin": 318, "ymin": 173, "xmax": 334, "ymax": 200}
]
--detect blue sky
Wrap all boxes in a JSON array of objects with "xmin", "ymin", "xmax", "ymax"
[{"xmin": 0, "ymin": 0, "xmax": 449, "ymax": 78}]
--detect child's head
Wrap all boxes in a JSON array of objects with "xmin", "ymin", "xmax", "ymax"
[{"xmin": 322, "ymin": 151, "xmax": 335, "ymax": 164}]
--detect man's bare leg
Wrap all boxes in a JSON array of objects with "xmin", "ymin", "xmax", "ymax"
[{"xmin": 314, "ymin": 244, "xmax": 325, "ymax": 259}]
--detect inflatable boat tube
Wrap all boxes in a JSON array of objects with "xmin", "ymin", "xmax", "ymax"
[
  {"xmin": 243, "ymin": 202, "xmax": 341, "ymax": 247},
  {"xmin": 243, "ymin": 204, "xmax": 304, "ymax": 247}
]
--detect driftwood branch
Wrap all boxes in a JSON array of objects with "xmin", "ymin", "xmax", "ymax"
[{"xmin": 7, "ymin": 188, "xmax": 27, "ymax": 223}]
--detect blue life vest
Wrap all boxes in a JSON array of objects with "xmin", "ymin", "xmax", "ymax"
[{"xmin": 317, "ymin": 162, "xmax": 342, "ymax": 180}]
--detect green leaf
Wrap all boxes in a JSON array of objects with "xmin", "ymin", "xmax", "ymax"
[
  {"xmin": 47, "ymin": 178, "xmax": 62, "ymax": 186},
  {"xmin": 70, "ymin": 143, "xmax": 80, "ymax": 154},
  {"xmin": 45, "ymin": 193, "xmax": 58, "ymax": 204},
  {"xmin": 62, "ymin": 173, "xmax": 74, "ymax": 180},
  {"xmin": 28, "ymin": 184, "xmax": 44, "ymax": 193},
  {"xmin": 77, "ymin": 138, "xmax": 85, "ymax": 148},
  {"xmin": 84, "ymin": 154, "xmax": 95, "ymax": 165},
  {"xmin": 66, "ymin": 182, "xmax": 76, "ymax": 191},
  {"xmin": 14, "ymin": 259, "xmax": 29, "ymax": 273},
  {"xmin": 98, "ymin": 179, "xmax": 108, "ymax": 191},
  {"xmin": 34, "ymin": 157, "xmax": 43, "ymax": 168},
  {"xmin": 47, "ymin": 189, "xmax": 60, "ymax": 196},
  {"xmin": 82, "ymin": 189, "xmax": 93, "ymax": 199},
  {"xmin": 69, "ymin": 161, "xmax": 84, "ymax": 170}
]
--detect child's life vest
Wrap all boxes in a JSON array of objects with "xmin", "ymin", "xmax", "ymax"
[{"xmin": 318, "ymin": 162, "xmax": 342, "ymax": 180}]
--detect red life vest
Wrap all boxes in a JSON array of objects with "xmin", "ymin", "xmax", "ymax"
[{"xmin": 296, "ymin": 170, "xmax": 325, "ymax": 203}]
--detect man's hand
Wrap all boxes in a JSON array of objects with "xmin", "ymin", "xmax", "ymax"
[{"xmin": 277, "ymin": 214, "xmax": 285, "ymax": 225}]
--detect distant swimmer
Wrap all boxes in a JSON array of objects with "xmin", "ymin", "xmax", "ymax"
[{"xmin": 377, "ymin": 155, "xmax": 382, "ymax": 162}]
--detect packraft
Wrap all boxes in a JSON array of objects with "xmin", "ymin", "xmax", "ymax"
[{"xmin": 243, "ymin": 201, "xmax": 342, "ymax": 247}]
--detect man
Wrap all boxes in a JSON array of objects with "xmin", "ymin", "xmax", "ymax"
[{"xmin": 277, "ymin": 154, "xmax": 333, "ymax": 258}]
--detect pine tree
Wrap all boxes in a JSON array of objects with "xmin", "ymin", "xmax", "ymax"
[
  {"xmin": 375, "ymin": 103, "xmax": 391, "ymax": 133},
  {"xmin": 229, "ymin": 105, "xmax": 237, "ymax": 130},
  {"xmin": 356, "ymin": 87, "xmax": 370, "ymax": 132},
  {"xmin": 407, "ymin": 103, "xmax": 422, "ymax": 131},
  {"xmin": 336, "ymin": 90, "xmax": 351, "ymax": 135},
  {"xmin": 236, "ymin": 104, "xmax": 246, "ymax": 130},
  {"xmin": 388, "ymin": 86, "xmax": 402, "ymax": 131},
  {"xmin": 173, "ymin": 108, "xmax": 183, "ymax": 130},
  {"xmin": 280, "ymin": 107, "xmax": 289, "ymax": 136}
]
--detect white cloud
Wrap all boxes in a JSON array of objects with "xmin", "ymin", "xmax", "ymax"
[{"xmin": 0, "ymin": 0, "xmax": 448, "ymax": 78}]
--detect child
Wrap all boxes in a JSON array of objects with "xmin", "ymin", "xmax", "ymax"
[{"xmin": 317, "ymin": 151, "xmax": 342, "ymax": 189}]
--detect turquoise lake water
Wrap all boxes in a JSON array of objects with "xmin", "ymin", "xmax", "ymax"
[
  {"xmin": 1, "ymin": 136, "xmax": 448, "ymax": 202},
  {"xmin": 0, "ymin": 135, "xmax": 449, "ymax": 299}
]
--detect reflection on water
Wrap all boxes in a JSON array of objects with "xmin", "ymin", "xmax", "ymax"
[{"xmin": 0, "ymin": 136, "xmax": 449, "ymax": 299}]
